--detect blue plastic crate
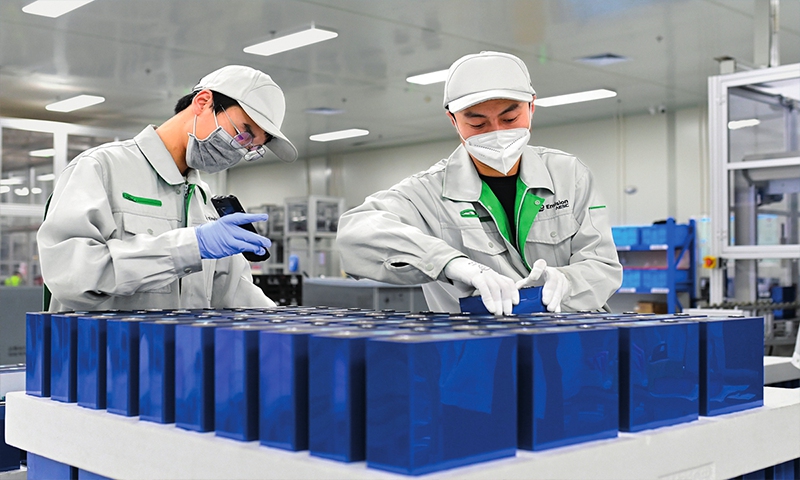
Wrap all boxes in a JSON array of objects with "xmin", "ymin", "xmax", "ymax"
[
  {"xmin": 640, "ymin": 224, "xmax": 689, "ymax": 246},
  {"xmin": 640, "ymin": 270, "xmax": 689, "ymax": 289},
  {"xmin": 612, "ymin": 226, "xmax": 640, "ymax": 247},
  {"xmin": 620, "ymin": 270, "xmax": 641, "ymax": 290}
]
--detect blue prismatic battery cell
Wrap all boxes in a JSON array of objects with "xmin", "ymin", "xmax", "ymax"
[
  {"xmin": 140, "ymin": 319, "xmax": 188, "ymax": 424},
  {"xmin": 616, "ymin": 319, "xmax": 700, "ymax": 432},
  {"xmin": 308, "ymin": 329, "xmax": 404, "ymax": 463},
  {"xmin": 77, "ymin": 315, "xmax": 114, "ymax": 409},
  {"xmin": 259, "ymin": 326, "xmax": 312, "ymax": 451},
  {"xmin": 26, "ymin": 312, "xmax": 52, "ymax": 397},
  {"xmin": 514, "ymin": 325, "xmax": 618, "ymax": 451},
  {"xmin": 27, "ymin": 453, "xmax": 77, "ymax": 480},
  {"xmin": 259, "ymin": 325, "xmax": 351, "ymax": 451},
  {"xmin": 175, "ymin": 322, "xmax": 223, "ymax": 432},
  {"xmin": 698, "ymin": 316, "xmax": 764, "ymax": 416},
  {"xmin": 215, "ymin": 325, "xmax": 268, "ymax": 441},
  {"xmin": 51, "ymin": 313, "xmax": 81, "ymax": 403},
  {"xmin": 366, "ymin": 331, "xmax": 517, "ymax": 475},
  {"xmin": 459, "ymin": 286, "xmax": 546, "ymax": 315},
  {"xmin": 106, "ymin": 317, "xmax": 145, "ymax": 416},
  {"xmin": 0, "ymin": 404, "xmax": 21, "ymax": 473}
]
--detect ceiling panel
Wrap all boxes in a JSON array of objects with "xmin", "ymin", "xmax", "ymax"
[{"xmin": 0, "ymin": 0, "xmax": 798, "ymax": 163}]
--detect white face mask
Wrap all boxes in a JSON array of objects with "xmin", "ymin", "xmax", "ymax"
[{"xmin": 455, "ymin": 109, "xmax": 531, "ymax": 175}]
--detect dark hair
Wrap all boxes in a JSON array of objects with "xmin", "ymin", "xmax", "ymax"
[{"xmin": 174, "ymin": 90, "xmax": 239, "ymax": 114}]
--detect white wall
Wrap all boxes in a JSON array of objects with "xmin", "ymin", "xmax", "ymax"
[{"xmin": 226, "ymin": 106, "xmax": 710, "ymax": 226}]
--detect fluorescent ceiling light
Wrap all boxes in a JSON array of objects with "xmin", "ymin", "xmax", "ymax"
[
  {"xmin": 309, "ymin": 128, "xmax": 369, "ymax": 142},
  {"xmin": 0, "ymin": 178, "xmax": 25, "ymax": 186},
  {"xmin": 46, "ymin": 94, "xmax": 105, "ymax": 112},
  {"xmin": 31, "ymin": 187, "xmax": 43, "ymax": 194},
  {"xmin": 406, "ymin": 69, "xmax": 449, "ymax": 85},
  {"xmin": 14, "ymin": 187, "xmax": 30, "ymax": 197},
  {"xmin": 534, "ymin": 89, "xmax": 617, "ymax": 107},
  {"xmin": 22, "ymin": 0, "xmax": 94, "ymax": 18},
  {"xmin": 305, "ymin": 107, "xmax": 345, "ymax": 116},
  {"xmin": 575, "ymin": 53, "xmax": 630, "ymax": 67},
  {"xmin": 36, "ymin": 173, "xmax": 56, "ymax": 182},
  {"xmin": 728, "ymin": 118, "xmax": 761, "ymax": 130},
  {"xmin": 29, "ymin": 148, "xmax": 55, "ymax": 157},
  {"xmin": 0, "ymin": 186, "xmax": 9, "ymax": 194},
  {"xmin": 244, "ymin": 25, "xmax": 337, "ymax": 57}
]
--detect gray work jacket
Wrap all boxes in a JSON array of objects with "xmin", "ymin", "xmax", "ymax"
[
  {"xmin": 337, "ymin": 144, "xmax": 622, "ymax": 313},
  {"xmin": 37, "ymin": 126, "xmax": 273, "ymax": 312}
]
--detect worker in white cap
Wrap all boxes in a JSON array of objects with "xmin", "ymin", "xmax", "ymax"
[
  {"xmin": 38, "ymin": 65, "xmax": 297, "ymax": 311},
  {"xmin": 338, "ymin": 52, "xmax": 621, "ymax": 315}
]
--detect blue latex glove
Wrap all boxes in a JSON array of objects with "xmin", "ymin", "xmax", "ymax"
[{"xmin": 195, "ymin": 213, "xmax": 271, "ymax": 260}]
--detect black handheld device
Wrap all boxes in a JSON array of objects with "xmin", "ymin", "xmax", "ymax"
[{"xmin": 210, "ymin": 194, "xmax": 270, "ymax": 262}]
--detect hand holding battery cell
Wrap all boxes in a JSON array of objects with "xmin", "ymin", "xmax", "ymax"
[
  {"xmin": 444, "ymin": 257, "xmax": 519, "ymax": 315},
  {"xmin": 195, "ymin": 213, "xmax": 272, "ymax": 260},
  {"xmin": 515, "ymin": 259, "xmax": 569, "ymax": 313}
]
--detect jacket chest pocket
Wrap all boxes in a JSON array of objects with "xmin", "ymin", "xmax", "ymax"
[
  {"xmin": 524, "ymin": 214, "xmax": 579, "ymax": 266},
  {"xmin": 460, "ymin": 227, "xmax": 508, "ymax": 255},
  {"xmin": 120, "ymin": 212, "xmax": 175, "ymax": 237},
  {"xmin": 118, "ymin": 212, "xmax": 176, "ymax": 294}
]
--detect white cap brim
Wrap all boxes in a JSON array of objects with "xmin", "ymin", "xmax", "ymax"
[
  {"xmin": 447, "ymin": 89, "xmax": 534, "ymax": 113},
  {"xmin": 239, "ymin": 101, "xmax": 298, "ymax": 163}
]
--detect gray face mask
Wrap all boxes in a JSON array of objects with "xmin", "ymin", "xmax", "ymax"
[{"xmin": 186, "ymin": 114, "xmax": 247, "ymax": 174}]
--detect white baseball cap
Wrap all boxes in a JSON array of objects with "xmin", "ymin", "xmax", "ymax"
[
  {"xmin": 194, "ymin": 65, "xmax": 298, "ymax": 163},
  {"xmin": 443, "ymin": 51, "xmax": 536, "ymax": 113}
]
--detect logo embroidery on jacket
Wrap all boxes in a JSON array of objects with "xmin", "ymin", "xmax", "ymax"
[{"xmin": 539, "ymin": 199, "xmax": 570, "ymax": 212}]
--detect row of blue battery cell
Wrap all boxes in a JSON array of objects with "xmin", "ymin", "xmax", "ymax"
[{"xmin": 25, "ymin": 308, "xmax": 765, "ymax": 476}]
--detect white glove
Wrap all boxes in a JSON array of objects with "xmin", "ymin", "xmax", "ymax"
[
  {"xmin": 515, "ymin": 259, "xmax": 569, "ymax": 313},
  {"xmin": 444, "ymin": 258, "xmax": 519, "ymax": 315}
]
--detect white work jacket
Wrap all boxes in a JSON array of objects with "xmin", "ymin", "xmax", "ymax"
[
  {"xmin": 37, "ymin": 126, "xmax": 273, "ymax": 312},
  {"xmin": 337, "ymin": 144, "xmax": 622, "ymax": 313}
]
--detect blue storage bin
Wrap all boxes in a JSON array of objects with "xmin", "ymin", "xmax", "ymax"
[
  {"xmin": 612, "ymin": 226, "xmax": 640, "ymax": 247},
  {"xmin": 26, "ymin": 312, "xmax": 52, "ymax": 397},
  {"xmin": 51, "ymin": 313, "xmax": 81, "ymax": 403},
  {"xmin": 366, "ymin": 331, "xmax": 517, "ymax": 475},
  {"xmin": 640, "ymin": 269, "xmax": 689, "ymax": 290},
  {"xmin": 640, "ymin": 224, "xmax": 689, "ymax": 245},
  {"xmin": 620, "ymin": 270, "xmax": 641, "ymax": 290},
  {"xmin": 698, "ymin": 316, "xmax": 763, "ymax": 416},
  {"xmin": 616, "ymin": 319, "xmax": 699, "ymax": 432},
  {"xmin": 515, "ymin": 325, "xmax": 619, "ymax": 451}
]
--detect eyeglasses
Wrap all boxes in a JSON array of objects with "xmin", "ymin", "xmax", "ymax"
[{"xmin": 221, "ymin": 108, "xmax": 269, "ymax": 161}]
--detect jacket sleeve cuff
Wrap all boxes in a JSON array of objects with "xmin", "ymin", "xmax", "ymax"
[{"xmin": 171, "ymin": 228, "xmax": 203, "ymax": 277}]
